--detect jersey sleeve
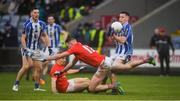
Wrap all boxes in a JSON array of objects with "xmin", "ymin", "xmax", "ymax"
[
  {"xmin": 57, "ymin": 24, "xmax": 64, "ymax": 33},
  {"xmin": 40, "ymin": 21, "xmax": 47, "ymax": 34},
  {"xmin": 22, "ymin": 19, "xmax": 30, "ymax": 35},
  {"xmin": 45, "ymin": 26, "xmax": 48, "ymax": 35},
  {"xmin": 124, "ymin": 24, "xmax": 132, "ymax": 37}
]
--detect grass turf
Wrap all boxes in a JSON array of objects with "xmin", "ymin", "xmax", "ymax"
[{"xmin": 0, "ymin": 72, "xmax": 180, "ymax": 100}]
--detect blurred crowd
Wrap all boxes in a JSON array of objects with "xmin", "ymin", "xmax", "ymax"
[
  {"xmin": 0, "ymin": 21, "xmax": 18, "ymax": 47},
  {"xmin": 0, "ymin": 0, "xmax": 103, "ymax": 22},
  {"xmin": 0, "ymin": 0, "xmax": 179, "ymax": 50},
  {"xmin": 72, "ymin": 21, "xmax": 108, "ymax": 54},
  {"xmin": 0, "ymin": 0, "xmax": 104, "ymax": 48}
]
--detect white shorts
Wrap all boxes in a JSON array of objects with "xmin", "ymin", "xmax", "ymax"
[
  {"xmin": 100, "ymin": 57, "xmax": 113, "ymax": 69},
  {"xmin": 94, "ymin": 57, "xmax": 113, "ymax": 76},
  {"xmin": 66, "ymin": 79, "xmax": 75, "ymax": 92}
]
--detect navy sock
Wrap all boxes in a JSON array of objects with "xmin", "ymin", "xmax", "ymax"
[
  {"xmin": 15, "ymin": 80, "xmax": 19, "ymax": 85},
  {"xmin": 34, "ymin": 82, "xmax": 39, "ymax": 89}
]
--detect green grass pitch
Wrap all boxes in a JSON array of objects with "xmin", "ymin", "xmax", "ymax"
[{"xmin": 0, "ymin": 72, "xmax": 180, "ymax": 100}]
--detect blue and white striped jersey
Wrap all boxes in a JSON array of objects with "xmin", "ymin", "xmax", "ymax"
[
  {"xmin": 45, "ymin": 23, "xmax": 64, "ymax": 48},
  {"xmin": 114, "ymin": 22, "xmax": 133, "ymax": 57},
  {"xmin": 23, "ymin": 18, "xmax": 46, "ymax": 50}
]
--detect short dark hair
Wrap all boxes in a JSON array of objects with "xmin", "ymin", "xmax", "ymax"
[
  {"xmin": 31, "ymin": 7, "xmax": 39, "ymax": 12},
  {"xmin": 120, "ymin": 11, "xmax": 130, "ymax": 16},
  {"xmin": 47, "ymin": 14, "xmax": 55, "ymax": 18}
]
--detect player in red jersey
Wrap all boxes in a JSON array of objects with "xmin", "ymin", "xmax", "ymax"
[
  {"xmin": 40, "ymin": 37, "xmax": 155, "ymax": 93},
  {"xmin": 50, "ymin": 54, "xmax": 90, "ymax": 93}
]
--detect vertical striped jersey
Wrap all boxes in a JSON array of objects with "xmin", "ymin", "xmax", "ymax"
[
  {"xmin": 45, "ymin": 23, "xmax": 64, "ymax": 48},
  {"xmin": 23, "ymin": 18, "xmax": 46, "ymax": 50},
  {"xmin": 115, "ymin": 22, "xmax": 133, "ymax": 56}
]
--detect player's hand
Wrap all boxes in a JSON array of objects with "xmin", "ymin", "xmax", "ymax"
[
  {"xmin": 54, "ymin": 71, "xmax": 63, "ymax": 76},
  {"xmin": 79, "ymin": 66, "xmax": 86, "ymax": 72},
  {"xmin": 23, "ymin": 48, "xmax": 33, "ymax": 57},
  {"xmin": 48, "ymin": 47, "xmax": 53, "ymax": 55}
]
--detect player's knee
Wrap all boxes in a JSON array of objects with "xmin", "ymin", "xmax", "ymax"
[{"xmin": 22, "ymin": 64, "xmax": 30, "ymax": 70}]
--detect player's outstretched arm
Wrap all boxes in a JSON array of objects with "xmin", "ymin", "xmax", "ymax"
[
  {"xmin": 46, "ymin": 51, "xmax": 70, "ymax": 61},
  {"xmin": 62, "ymin": 58, "xmax": 78, "ymax": 73},
  {"xmin": 67, "ymin": 66, "xmax": 86, "ymax": 74}
]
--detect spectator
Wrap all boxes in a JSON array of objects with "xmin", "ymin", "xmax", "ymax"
[
  {"xmin": 151, "ymin": 27, "xmax": 175, "ymax": 76},
  {"xmin": 3, "ymin": 21, "xmax": 18, "ymax": 47},
  {"xmin": 72, "ymin": 23, "xmax": 85, "ymax": 44},
  {"xmin": 89, "ymin": 22, "xmax": 105, "ymax": 54},
  {"xmin": 18, "ymin": 0, "xmax": 35, "ymax": 15},
  {"xmin": 83, "ymin": 22, "xmax": 92, "ymax": 45},
  {"xmin": 0, "ymin": 0, "xmax": 9, "ymax": 15},
  {"xmin": 149, "ymin": 28, "xmax": 160, "ymax": 49},
  {"xmin": 8, "ymin": 0, "xmax": 20, "ymax": 15}
]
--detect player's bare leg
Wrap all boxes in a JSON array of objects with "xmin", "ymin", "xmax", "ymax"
[
  {"xmin": 40, "ymin": 61, "xmax": 49, "ymax": 85},
  {"xmin": 12, "ymin": 56, "xmax": 33, "ymax": 91},
  {"xmin": 70, "ymin": 78, "xmax": 90, "ymax": 92},
  {"xmin": 33, "ymin": 60, "xmax": 46, "ymax": 91},
  {"xmin": 111, "ymin": 56, "xmax": 155, "ymax": 71},
  {"xmin": 16, "ymin": 57, "xmax": 33, "ymax": 80},
  {"xmin": 88, "ymin": 68, "xmax": 116, "ymax": 93}
]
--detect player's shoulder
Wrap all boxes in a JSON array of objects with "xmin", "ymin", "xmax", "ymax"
[
  {"xmin": 45, "ymin": 24, "xmax": 50, "ymax": 28},
  {"xmin": 23, "ymin": 19, "xmax": 31, "ymax": 27},
  {"xmin": 39, "ymin": 20, "xmax": 46, "ymax": 25},
  {"xmin": 55, "ymin": 23, "xmax": 63, "ymax": 29},
  {"xmin": 24, "ymin": 19, "xmax": 30, "ymax": 24},
  {"xmin": 126, "ymin": 23, "xmax": 132, "ymax": 29}
]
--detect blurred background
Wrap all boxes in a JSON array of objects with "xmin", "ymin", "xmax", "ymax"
[{"xmin": 0, "ymin": 0, "xmax": 180, "ymax": 75}]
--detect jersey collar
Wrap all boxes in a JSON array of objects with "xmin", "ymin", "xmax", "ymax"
[{"xmin": 30, "ymin": 17, "xmax": 39, "ymax": 23}]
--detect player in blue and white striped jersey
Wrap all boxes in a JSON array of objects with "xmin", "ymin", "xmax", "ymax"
[
  {"xmin": 46, "ymin": 15, "xmax": 68, "ymax": 54},
  {"xmin": 40, "ymin": 15, "xmax": 69, "ymax": 84},
  {"xmin": 110, "ymin": 12, "xmax": 154, "ymax": 68},
  {"xmin": 111, "ymin": 11, "xmax": 133, "ymax": 63},
  {"xmin": 12, "ymin": 8, "xmax": 50, "ymax": 92},
  {"xmin": 106, "ymin": 12, "xmax": 156, "ymax": 95}
]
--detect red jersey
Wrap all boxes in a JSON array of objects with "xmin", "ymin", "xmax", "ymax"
[
  {"xmin": 67, "ymin": 42, "xmax": 105, "ymax": 67},
  {"xmin": 50, "ymin": 64, "xmax": 69, "ymax": 93}
]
